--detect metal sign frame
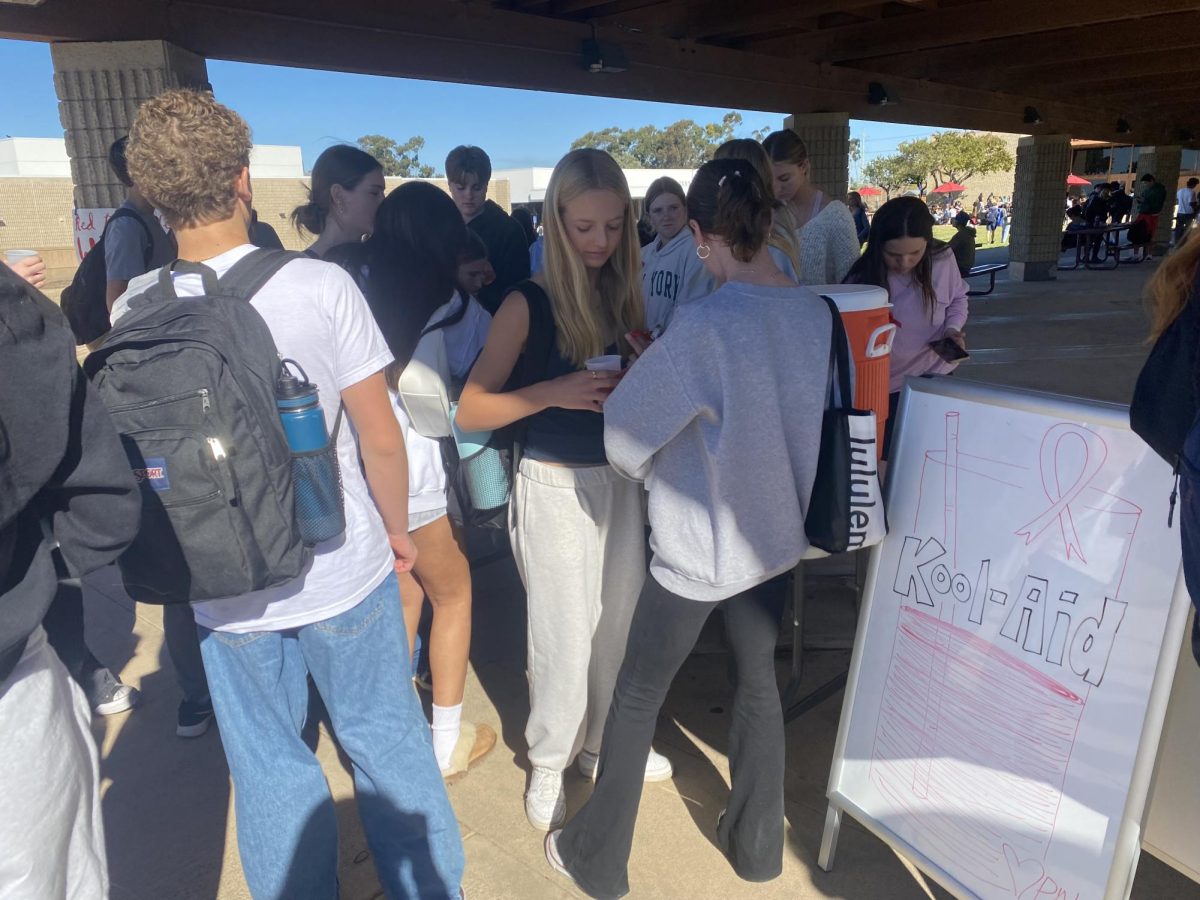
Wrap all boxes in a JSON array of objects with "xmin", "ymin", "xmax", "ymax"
[{"xmin": 817, "ymin": 376, "xmax": 1191, "ymax": 900}]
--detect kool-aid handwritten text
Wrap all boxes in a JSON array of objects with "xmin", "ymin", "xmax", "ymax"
[{"xmin": 825, "ymin": 385, "xmax": 1184, "ymax": 900}]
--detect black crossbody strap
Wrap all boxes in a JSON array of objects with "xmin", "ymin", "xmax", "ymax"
[{"xmin": 818, "ymin": 295, "xmax": 853, "ymax": 410}]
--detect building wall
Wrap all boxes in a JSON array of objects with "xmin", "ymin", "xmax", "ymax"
[{"xmin": 0, "ymin": 175, "xmax": 511, "ymax": 294}]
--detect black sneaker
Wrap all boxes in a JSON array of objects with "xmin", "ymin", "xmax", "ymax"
[
  {"xmin": 87, "ymin": 667, "xmax": 140, "ymax": 716},
  {"xmin": 177, "ymin": 698, "xmax": 215, "ymax": 738}
]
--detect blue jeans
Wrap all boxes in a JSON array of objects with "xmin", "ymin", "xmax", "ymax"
[{"xmin": 198, "ymin": 573, "xmax": 464, "ymax": 899}]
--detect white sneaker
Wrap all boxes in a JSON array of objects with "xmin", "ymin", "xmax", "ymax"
[
  {"xmin": 525, "ymin": 767, "xmax": 566, "ymax": 831},
  {"xmin": 577, "ymin": 747, "xmax": 673, "ymax": 783}
]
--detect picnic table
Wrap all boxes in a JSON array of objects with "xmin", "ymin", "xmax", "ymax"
[{"xmin": 1058, "ymin": 223, "xmax": 1143, "ymax": 271}]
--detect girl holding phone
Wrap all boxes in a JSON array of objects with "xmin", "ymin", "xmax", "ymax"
[{"xmin": 844, "ymin": 196, "xmax": 969, "ymax": 457}]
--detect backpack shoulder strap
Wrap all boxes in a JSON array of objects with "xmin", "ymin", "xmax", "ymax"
[
  {"xmin": 217, "ymin": 248, "xmax": 308, "ymax": 301},
  {"xmin": 510, "ymin": 279, "xmax": 556, "ymax": 388}
]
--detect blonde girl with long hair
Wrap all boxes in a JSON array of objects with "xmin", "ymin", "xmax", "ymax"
[{"xmin": 457, "ymin": 148, "xmax": 673, "ymax": 832}]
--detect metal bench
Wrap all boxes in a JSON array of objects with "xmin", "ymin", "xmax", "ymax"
[{"xmin": 966, "ymin": 262, "xmax": 1008, "ymax": 296}]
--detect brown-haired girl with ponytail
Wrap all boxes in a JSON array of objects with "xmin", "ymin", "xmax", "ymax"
[{"xmin": 545, "ymin": 157, "xmax": 840, "ymax": 897}]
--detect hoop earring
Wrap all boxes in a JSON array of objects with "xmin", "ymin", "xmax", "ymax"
[{"xmin": 696, "ymin": 244, "xmax": 711, "ymax": 260}]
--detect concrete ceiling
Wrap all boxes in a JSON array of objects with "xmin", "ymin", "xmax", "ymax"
[{"xmin": 2, "ymin": 0, "xmax": 1197, "ymax": 145}]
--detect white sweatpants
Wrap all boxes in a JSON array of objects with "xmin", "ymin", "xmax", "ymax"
[
  {"xmin": 0, "ymin": 626, "xmax": 107, "ymax": 900},
  {"xmin": 510, "ymin": 458, "xmax": 646, "ymax": 771}
]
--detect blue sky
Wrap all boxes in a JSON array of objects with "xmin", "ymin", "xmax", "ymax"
[{"xmin": 0, "ymin": 38, "xmax": 935, "ymax": 177}]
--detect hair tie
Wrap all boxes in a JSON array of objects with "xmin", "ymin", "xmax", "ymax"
[{"xmin": 717, "ymin": 169, "xmax": 745, "ymax": 188}]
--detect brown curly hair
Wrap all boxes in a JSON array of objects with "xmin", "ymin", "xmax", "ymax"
[{"xmin": 127, "ymin": 89, "xmax": 252, "ymax": 229}]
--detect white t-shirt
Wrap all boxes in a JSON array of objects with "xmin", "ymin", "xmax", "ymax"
[
  {"xmin": 1177, "ymin": 188, "xmax": 1197, "ymax": 216},
  {"xmin": 391, "ymin": 292, "xmax": 493, "ymax": 515},
  {"xmin": 111, "ymin": 244, "xmax": 395, "ymax": 634}
]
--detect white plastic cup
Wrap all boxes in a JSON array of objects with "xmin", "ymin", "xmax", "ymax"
[
  {"xmin": 4, "ymin": 249, "xmax": 38, "ymax": 266},
  {"xmin": 585, "ymin": 355, "xmax": 623, "ymax": 372}
]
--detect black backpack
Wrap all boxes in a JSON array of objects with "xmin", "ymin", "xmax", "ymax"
[
  {"xmin": 1130, "ymin": 271, "xmax": 1200, "ymax": 517},
  {"xmin": 61, "ymin": 208, "xmax": 156, "ymax": 345},
  {"xmin": 84, "ymin": 249, "xmax": 308, "ymax": 604}
]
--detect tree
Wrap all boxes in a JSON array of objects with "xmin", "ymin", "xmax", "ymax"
[
  {"xmin": 861, "ymin": 154, "xmax": 912, "ymax": 200},
  {"xmin": 889, "ymin": 132, "xmax": 1015, "ymax": 192},
  {"xmin": 925, "ymin": 131, "xmax": 1014, "ymax": 187},
  {"xmin": 571, "ymin": 111, "xmax": 746, "ymax": 168},
  {"xmin": 895, "ymin": 139, "xmax": 936, "ymax": 196},
  {"xmin": 848, "ymin": 137, "xmax": 862, "ymax": 165},
  {"xmin": 356, "ymin": 134, "xmax": 437, "ymax": 178}
]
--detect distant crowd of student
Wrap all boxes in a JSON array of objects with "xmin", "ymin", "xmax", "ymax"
[{"xmin": 3, "ymin": 89, "xmax": 981, "ymax": 899}]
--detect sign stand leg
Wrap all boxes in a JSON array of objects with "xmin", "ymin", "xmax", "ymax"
[{"xmin": 818, "ymin": 803, "xmax": 842, "ymax": 871}]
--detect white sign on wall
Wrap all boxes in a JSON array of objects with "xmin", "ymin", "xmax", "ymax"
[
  {"xmin": 819, "ymin": 377, "xmax": 1189, "ymax": 900},
  {"xmin": 73, "ymin": 207, "xmax": 116, "ymax": 261}
]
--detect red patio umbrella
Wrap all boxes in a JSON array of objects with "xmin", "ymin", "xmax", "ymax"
[
  {"xmin": 931, "ymin": 182, "xmax": 966, "ymax": 194},
  {"xmin": 856, "ymin": 186, "xmax": 883, "ymax": 196},
  {"xmin": 1066, "ymin": 173, "xmax": 1092, "ymax": 186}
]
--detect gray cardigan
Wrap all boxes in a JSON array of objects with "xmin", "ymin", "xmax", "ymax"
[{"xmin": 604, "ymin": 280, "xmax": 836, "ymax": 602}]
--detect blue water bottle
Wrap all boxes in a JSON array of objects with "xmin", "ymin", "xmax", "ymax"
[{"xmin": 276, "ymin": 359, "xmax": 345, "ymax": 545}]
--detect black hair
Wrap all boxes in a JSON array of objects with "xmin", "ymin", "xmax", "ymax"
[
  {"xmin": 330, "ymin": 182, "xmax": 469, "ymax": 371},
  {"xmin": 685, "ymin": 158, "xmax": 773, "ymax": 263},
  {"xmin": 510, "ymin": 207, "xmax": 537, "ymax": 247},
  {"xmin": 291, "ymin": 145, "xmax": 382, "ymax": 236},
  {"xmin": 445, "ymin": 145, "xmax": 492, "ymax": 186},
  {"xmin": 1188, "ymin": 178, "xmax": 1200, "ymax": 189},
  {"xmin": 845, "ymin": 196, "xmax": 939, "ymax": 316},
  {"xmin": 109, "ymin": 136, "xmax": 133, "ymax": 188}
]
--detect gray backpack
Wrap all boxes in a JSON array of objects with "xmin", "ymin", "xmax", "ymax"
[{"xmin": 84, "ymin": 250, "xmax": 308, "ymax": 604}]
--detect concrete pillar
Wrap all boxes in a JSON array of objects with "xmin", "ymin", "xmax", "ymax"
[
  {"xmin": 1136, "ymin": 145, "xmax": 1183, "ymax": 254},
  {"xmin": 51, "ymin": 41, "xmax": 209, "ymax": 209},
  {"xmin": 783, "ymin": 112, "xmax": 850, "ymax": 204},
  {"xmin": 1010, "ymin": 134, "xmax": 1072, "ymax": 282}
]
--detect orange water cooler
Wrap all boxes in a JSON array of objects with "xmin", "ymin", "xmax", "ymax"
[{"xmin": 811, "ymin": 285, "xmax": 895, "ymax": 457}]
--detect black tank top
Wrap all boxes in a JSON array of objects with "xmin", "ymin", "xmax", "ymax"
[{"xmin": 517, "ymin": 282, "xmax": 615, "ymax": 466}]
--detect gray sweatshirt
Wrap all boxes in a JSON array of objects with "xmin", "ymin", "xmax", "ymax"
[
  {"xmin": 604, "ymin": 281, "xmax": 837, "ymax": 602},
  {"xmin": 640, "ymin": 229, "xmax": 715, "ymax": 335}
]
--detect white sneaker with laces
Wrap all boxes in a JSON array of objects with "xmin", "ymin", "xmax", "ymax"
[
  {"xmin": 525, "ymin": 767, "xmax": 566, "ymax": 831},
  {"xmin": 577, "ymin": 747, "xmax": 673, "ymax": 783}
]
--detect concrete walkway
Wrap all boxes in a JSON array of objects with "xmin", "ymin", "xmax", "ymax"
[{"xmin": 80, "ymin": 251, "xmax": 1200, "ymax": 899}]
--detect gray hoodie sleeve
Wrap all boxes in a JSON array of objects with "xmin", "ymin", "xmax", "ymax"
[{"xmin": 603, "ymin": 341, "xmax": 698, "ymax": 482}]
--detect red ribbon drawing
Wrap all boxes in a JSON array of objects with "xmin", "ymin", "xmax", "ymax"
[{"xmin": 1014, "ymin": 423, "xmax": 1108, "ymax": 563}]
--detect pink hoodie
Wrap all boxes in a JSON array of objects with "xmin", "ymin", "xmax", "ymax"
[{"xmin": 887, "ymin": 249, "xmax": 969, "ymax": 393}]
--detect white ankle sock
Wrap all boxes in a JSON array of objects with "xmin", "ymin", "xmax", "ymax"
[{"xmin": 431, "ymin": 703, "xmax": 463, "ymax": 771}]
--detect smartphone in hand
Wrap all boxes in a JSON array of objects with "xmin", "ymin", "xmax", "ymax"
[{"xmin": 929, "ymin": 337, "xmax": 969, "ymax": 362}]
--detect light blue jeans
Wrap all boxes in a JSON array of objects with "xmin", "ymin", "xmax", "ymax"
[{"xmin": 198, "ymin": 573, "xmax": 463, "ymax": 899}]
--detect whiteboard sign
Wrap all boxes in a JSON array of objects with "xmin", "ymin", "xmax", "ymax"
[
  {"xmin": 820, "ymin": 378, "xmax": 1189, "ymax": 900},
  {"xmin": 1142, "ymin": 616, "xmax": 1200, "ymax": 884},
  {"xmin": 73, "ymin": 207, "xmax": 116, "ymax": 260}
]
